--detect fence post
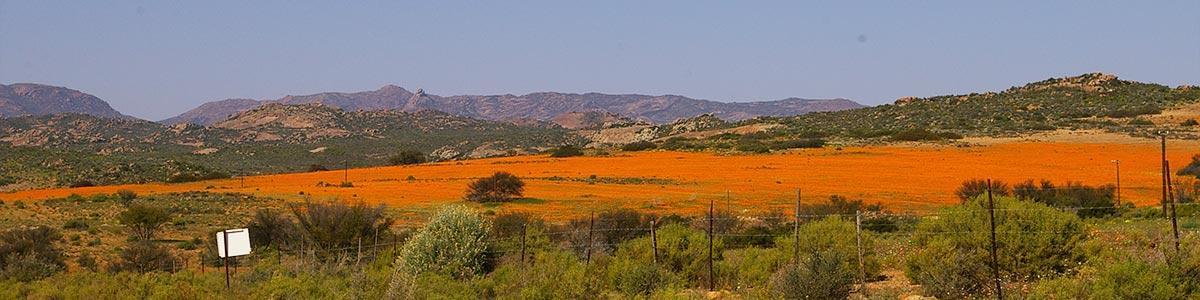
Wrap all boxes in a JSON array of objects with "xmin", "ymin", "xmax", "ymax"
[
  {"xmin": 1166, "ymin": 161, "xmax": 1181, "ymax": 253},
  {"xmin": 223, "ymin": 229, "xmax": 230, "ymax": 288},
  {"xmin": 586, "ymin": 211, "xmax": 595, "ymax": 265},
  {"xmin": 1161, "ymin": 135, "xmax": 1169, "ymax": 218},
  {"xmin": 708, "ymin": 197, "xmax": 715, "ymax": 292},
  {"xmin": 356, "ymin": 236, "xmax": 363, "ymax": 265},
  {"xmin": 986, "ymin": 179, "xmax": 1003, "ymax": 300},
  {"xmin": 651, "ymin": 220, "xmax": 658, "ymax": 265},
  {"xmin": 794, "ymin": 188, "xmax": 801, "ymax": 262},
  {"xmin": 520, "ymin": 222, "xmax": 528, "ymax": 265},
  {"xmin": 855, "ymin": 210, "xmax": 866, "ymax": 288}
]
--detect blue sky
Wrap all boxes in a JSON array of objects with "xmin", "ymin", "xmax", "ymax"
[{"xmin": 1, "ymin": 1, "xmax": 1197, "ymax": 120}]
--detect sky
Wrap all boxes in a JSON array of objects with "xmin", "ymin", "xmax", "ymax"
[{"xmin": 1, "ymin": 1, "xmax": 1198, "ymax": 120}]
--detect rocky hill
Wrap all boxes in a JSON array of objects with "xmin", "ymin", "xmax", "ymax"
[
  {"xmin": 0, "ymin": 83, "xmax": 131, "ymax": 119},
  {"xmin": 164, "ymin": 86, "xmax": 863, "ymax": 125}
]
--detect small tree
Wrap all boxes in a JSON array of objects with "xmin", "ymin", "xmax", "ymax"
[
  {"xmin": 388, "ymin": 150, "xmax": 427, "ymax": 165},
  {"xmin": 247, "ymin": 209, "xmax": 296, "ymax": 250},
  {"xmin": 464, "ymin": 172, "xmax": 525, "ymax": 203},
  {"xmin": 118, "ymin": 204, "xmax": 171, "ymax": 241}
]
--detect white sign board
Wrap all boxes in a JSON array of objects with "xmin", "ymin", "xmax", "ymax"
[{"xmin": 216, "ymin": 228, "xmax": 252, "ymax": 258}]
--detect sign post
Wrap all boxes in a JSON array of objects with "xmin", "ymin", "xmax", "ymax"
[{"xmin": 216, "ymin": 228, "xmax": 252, "ymax": 288}]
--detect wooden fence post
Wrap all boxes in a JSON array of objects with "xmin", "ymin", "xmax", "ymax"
[
  {"xmin": 520, "ymin": 223, "xmax": 528, "ymax": 265},
  {"xmin": 856, "ymin": 210, "xmax": 866, "ymax": 287},
  {"xmin": 651, "ymin": 220, "xmax": 658, "ymax": 265},
  {"xmin": 1167, "ymin": 160, "xmax": 1181, "ymax": 253},
  {"xmin": 986, "ymin": 179, "xmax": 1003, "ymax": 300},
  {"xmin": 794, "ymin": 189, "xmax": 801, "ymax": 262},
  {"xmin": 586, "ymin": 211, "xmax": 595, "ymax": 265},
  {"xmin": 708, "ymin": 197, "xmax": 715, "ymax": 291}
]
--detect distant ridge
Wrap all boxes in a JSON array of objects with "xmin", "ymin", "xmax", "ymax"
[
  {"xmin": 0, "ymin": 83, "xmax": 131, "ymax": 119},
  {"xmin": 162, "ymin": 86, "xmax": 864, "ymax": 125}
]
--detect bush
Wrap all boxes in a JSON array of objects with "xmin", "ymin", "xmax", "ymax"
[
  {"xmin": 307, "ymin": 164, "xmax": 329, "ymax": 172},
  {"xmin": 905, "ymin": 197, "xmax": 1087, "ymax": 298},
  {"xmin": 1029, "ymin": 259, "xmax": 1182, "ymax": 299},
  {"xmin": 116, "ymin": 189, "xmax": 137, "ymax": 206},
  {"xmin": 1179, "ymin": 155, "xmax": 1200, "ymax": 179},
  {"xmin": 734, "ymin": 142, "xmax": 770, "ymax": 153},
  {"xmin": 0, "ymin": 227, "xmax": 65, "ymax": 281},
  {"xmin": 478, "ymin": 249, "xmax": 600, "ymax": 299},
  {"xmin": 62, "ymin": 219, "xmax": 89, "ymax": 230},
  {"xmin": 769, "ymin": 250, "xmax": 855, "ymax": 299},
  {"xmin": 1014, "ymin": 179, "xmax": 1117, "ymax": 217},
  {"xmin": 118, "ymin": 204, "xmax": 171, "ymax": 241},
  {"xmin": 549, "ymin": 145, "xmax": 584, "ymax": 158},
  {"xmin": 247, "ymin": 209, "xmax": 296, "ymax": 250},
  {"xmin": 773, "ymin": 217, "xmax": 881, "ymax": 280},
  {"xmin": 620, "ymin": 141, "xmax": 657, "ymax": 152},
  {"xmin": 68, "ymin": 180, "xmax": 95, "ymax": 188},
  {"xmin": 109, "ymin": 241, "xmax": 178, "ymax": 273},
  {"xmin": 892, "ymin": 128, "xmax": 962, "ymax": 141},
  {"xmin": 390, "ymin": 205, "xmax": 490, "ymax": 297},
  {"xmin": 1182, "ymin": 119, "xmax": 1199, "ymax": 126},
  {"xmin": 606, "ymin": 223, "xmax": 720, "ymax": 289},
  {"xmin": 464, "ymin": 172, "xmax": 525, "ymax": 203},
  {"xmin": 955, "ymin": 179, "xmax": 1011, "ymax": 202},
  {"xmin": 387, "ymin": 150, "xmax": 427, "ymax": 165},
  {"xmin": 290, "ymin": 200, "xmax": 391, "ymax": 258},
  {"xmin": 718, "ymin": 247, "xmax": 786, "ymax": 293},
  {"xmin": 768, "ymin": 138, "xmax": 826, "ymax": 150}
]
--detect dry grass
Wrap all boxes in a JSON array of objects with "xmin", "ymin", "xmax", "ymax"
[{"xmin": 4, "ymin": 138, "xmax": 1197, "ymax": 220}]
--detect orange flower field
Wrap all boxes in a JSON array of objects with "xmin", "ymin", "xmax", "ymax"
[{"xmin": 3, "ymin": 138, "xmax": 1198, "ymax": 220}]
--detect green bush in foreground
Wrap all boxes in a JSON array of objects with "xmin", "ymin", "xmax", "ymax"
[
  {"xmin": 906, "ymin": 196, "xmax": 1087, "ymax": 298},
  {"xmin": 770, "ymin": 250, "xmax": 855, "ymax": 299},
  {"xmin": 389, "ymin": 205, "xmax": 490, "ymax": 297}
]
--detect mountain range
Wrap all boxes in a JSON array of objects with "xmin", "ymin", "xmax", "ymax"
[{"xmin": 161, "ymin": 85, "xmax": 864, "ymax": 126}]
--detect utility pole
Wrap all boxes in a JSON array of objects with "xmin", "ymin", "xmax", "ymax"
[
  {"xmin": 986, "ymin": 179, "xmax": 1003, "ymax": 300},
  {"xmin": 344, "ymin": 160, "xmax": 350, "ymax": 184}
]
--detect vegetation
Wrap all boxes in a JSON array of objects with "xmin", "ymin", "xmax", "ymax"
[
  {"xmin": 620, "ymin": 141, "xmax": 657, "ymax": 152},
  {"xmin": 464, "ymin": 172, "xmax": 525, "ymax": 203},
  {"xmin": 955, "ymin": 179, "xmax": 1011, "ymax": 201},
  {"xmin": 906, "ymin": 197, "xmax": 1086, "ymax": 298},
  {"xmin": 387, "ymin": 150, "xmax": 426, "ymax": 165},
  {"xmin": 0, "ymin": 227, "xmax": 65, "ymax": 282},
  {"xmin": 289, "ymin": 200, "xmax": 392, "ymax": 259},
  {"xmin": 389, "ymin": 205, "xmax": 490, "ymax": 297},
  {"xmin": 1180, "ymin": 154, "xmax": 1200, "ymax": 179},
  {"xmin": 117, "ymin": 204, "xmax": 172, "ymax": 241},
  {"xmin": 549, "ymin": 145, "xmax": 584, "ymax": 157}
]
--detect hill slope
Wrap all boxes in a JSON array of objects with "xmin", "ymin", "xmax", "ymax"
[
  {"xmin": 164, "ymin": 86, "xmax": 863, "ymax": 125},
  {"xmin": 0, "ymin": 83, "xmax": 131, "ymax": 119}
]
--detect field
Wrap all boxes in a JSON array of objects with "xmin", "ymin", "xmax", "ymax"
[{"xmin": 5, "ymin": 133, "xmax": 1197, "ymax": 220}]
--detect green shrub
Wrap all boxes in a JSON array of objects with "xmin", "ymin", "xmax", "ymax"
[
  {"xmin": 905, "ymin": 197, "xmax": 1087, "ymax": 298},
  {"xmin": 62, "ymin": 219, "xmax": 89, "ymax": 230},
  {"xmin": 773, "ymin": 216, "xmax": 881, "ymax": 280},
  {"xmin": 478, "ymin": 249, "xmax": 600, "ymax": 298},
  {"xmin": 391, "ymin": 205, "xmax": 490, "ymax": 287},
  {"xmin": 1128, "ymin": 118, "xmax": 1155, "ymax": 126},
  {"xmin": 1181, "ymin": 119, "xmax": 1199, "ymax": 126},
  {"xmin": 464, "ymin": 172, "xmax": 525, "ymax": 203},
  {"xmin": 717, "ymin": 247, "xmax": 786, "ymax": 293},
  {"xmin": 116, "ymin": 189, "xmax": 137, "ymax": 206},
  {"xmin": 387, "ymin": 150, "xmax": 426, "ymax": 165},
  {"xmin": 606, "ymin": 254, "xmax": 679, "ymax": 296},
  {"xmin": 769, "ymin": 250, "xmax": 855, "ymax": 299},
  {"xmin": 76, "ymin": 253, "xmax": 98, "ymax": 272},
  {"xmin": 549, "ymin": 145, "xmax": 584, "ymax": 157},
  {"xmin": 620, "ymin": 141, "xmax": 657, "ymax": 152},
  {"xmin": 0, "ymin": 253, "xmax": 63, "ymax": 282},
  {"xmin": 606, "ymin": 223, "xmax": 721, "ymax": 289},
  {"xmin": 734, "ymin": 142, "xmax": 770, "ymax": 153},
  {"xmin": 118, "ymin": 204, "xmax": 171, "ymax": 241},
  {"xmin": 1029, "ymin": 259, "xmax": 1181, "ymax": 299}
]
